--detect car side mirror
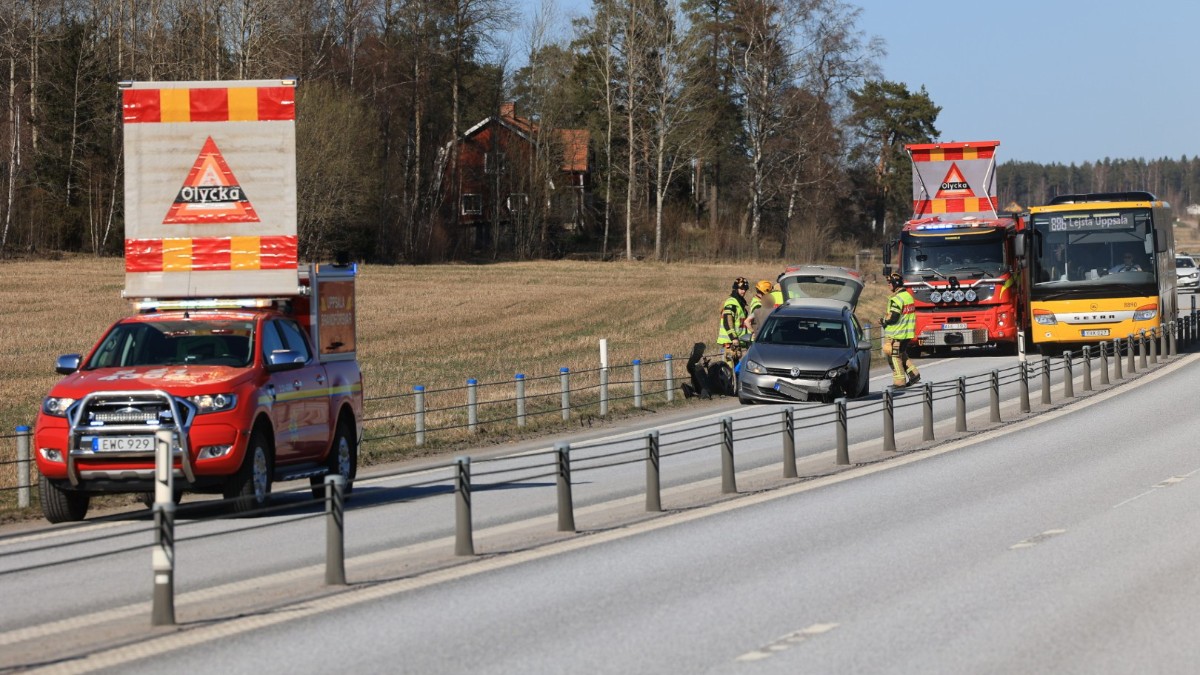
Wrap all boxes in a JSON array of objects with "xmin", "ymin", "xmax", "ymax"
[
  {"xmin": 265, "ymin": 350, "xmax": 307, "ymax": 372},
  {"xmin": 55, "ymin": 354, "xmax": 82, "ymax": 375},
  {"xmin": 857, "ymin": 339, "xmax": 872, "ymax": 352}
]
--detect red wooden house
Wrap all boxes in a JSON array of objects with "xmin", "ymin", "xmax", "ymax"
[{"xmin": 438, "ymin": 102, "xmax": 591, "ymax": 249}]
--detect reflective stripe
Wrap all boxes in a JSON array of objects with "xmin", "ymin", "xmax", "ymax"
[{"xmin": 717, "ymin": 297, "xmax": 748, "ymax": 344}]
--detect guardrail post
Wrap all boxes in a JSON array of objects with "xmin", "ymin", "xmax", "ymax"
[
  {"xmin": 664, "ymin": 355, "xmax": 675, "ymax": 403},
  {"xmin": 1150, "ymin": 327, "xmax": 1159, "ymax": 364},
  {"xmin": 990, "ymin": 370, "xmax": 1001, "ymax": 423},
  {"xmin": 1170, "ymin": 320, "xmax": 1178, "ymax": 357},
  {"xmin": 923, "ymin": 382, "xmax": 935, "ymax": 441},
  {"xmin": 515, "ymin": 374, "xmax": 527, "ymax": 427},
  {"xmin": 1041, "ymin": 358, "xmax": 1052, "ymax": 404},
  {"xmin": 560, "ymin": 367, "xmax": 571, "ymax": 421},
  {"xmin": 16, "ymin": 425, "xmax": 30, "ymax": 509},
  {"xmin": 1158, "ymin": 324, "xmax": 1167, "ymax": 360},
  {"xmin": 955, "ymin": 377, "xmax": 967, "ymax": 432},
  {"xmin": 151, "ymin": 428, "xmax": 176, "ymax": 626},
  {"xmin": 883, "ymin": 389, "xmax": 896, "ymax": 452},
  {"xmin": 1019, "ymin": 362, "xmax": 1031, "ymax": 413},
  {"xmin": 646, "ymin": 431, "xmax": 661, "ymax": 512},
  {"xmin": 325, "ymin": 474, "xmax": 346, "ymax": 584},
  {"xmin": 1062, "ymin": 350, "xmax": 1074, "ymax": 398},
  {"xmin": 555, "ymin": 442, "xmax": 575, "ymax": 532},
  {"xmin": 632, "ymin": 359, "xmax": 643, "ymax": 409},
  {"xmin": 599, "ymin": 368, "xmax": 609, "ymax": 417},
  {"xmin": 1099, "ymin": 341, "xmax": 1110, "ymax": 386},
  {"xmin": 1138, "ymin": 331, "xmax": 1148, "ymax": 369},
  {"xmin": 835, "ymin": 398, "xmax": 849, "ymax": 465},
  {"xmin": 414, "ymin": 385, "xmax": 426, "ymax": 446},
  {"xmin": 782, "ymin": 407, "xmax": 798, "ymax": 477},
  {"xmin": 466, "ymin": 379, "xmax": 478, "ymax": 433},
  {"xmin": 1113, "ymin": 339, "xmax": 1123, "ymax": 380},
  {"xmin": 454, "ymin": 457, "xmax": 474, "ymax": 555},
  {"xmin": 1082, "ymin": 346, "xmax": 1092, "ymax": 392},
  {"xmin": 720, "ymin": 416, "xmax": 737, "ymax": 493},
  {"xmin": 1128, "ymin": 334, "xmax": 1137, "ymax": 374}
]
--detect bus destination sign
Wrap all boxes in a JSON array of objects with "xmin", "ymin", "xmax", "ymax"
[{"xmin": 1046, "ymin": 212, "xmax": 1134, "ymax": 232}]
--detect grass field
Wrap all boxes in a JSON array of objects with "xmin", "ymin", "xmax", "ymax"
[{"xmin": 0, "ymin": 254, "xmax": 893, "ymax": 474}]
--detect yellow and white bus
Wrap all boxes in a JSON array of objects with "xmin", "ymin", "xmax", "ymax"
[{"xmin": 1023, "ymin": 191, "xmax": 1176, "ymax": 351}]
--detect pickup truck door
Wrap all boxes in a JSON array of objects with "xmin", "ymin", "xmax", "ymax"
[
  {"xmin": 261, "ymin": 319, "xmax": 301, "ymax": 463},
  {"xmin": 275, "ymin": 318, "xmax": 331, "ymax": 461}
]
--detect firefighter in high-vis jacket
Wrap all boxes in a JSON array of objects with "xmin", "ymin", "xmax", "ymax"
[
  {"xmin": 744, "ymin": 279, "xmax": 775, "ymax": 340},
  {"xmin": 879, "ymin": 272, "xmax": 921, "ymax": 388},
  {"xmin": 718, "ymin": 277, "xmax": 751, "ymax": 368}
]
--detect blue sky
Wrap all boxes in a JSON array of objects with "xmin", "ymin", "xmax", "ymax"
[{"xmin": 522, "ymin": 0, "xmax": 1197, "ymax": 166}]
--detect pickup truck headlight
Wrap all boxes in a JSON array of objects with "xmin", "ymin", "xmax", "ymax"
[
  {"xmin": 187, "ymin": 393, "xmax": 237, "ymax": 414},
  {"xmin": 42, "ymin": 397, "xmax": 76, "ymax": 417}
]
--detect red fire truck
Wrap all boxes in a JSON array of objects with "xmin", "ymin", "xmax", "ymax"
[{"xmin": 885, "ymin": 141, "xmax": 1027, "ymax": 355}]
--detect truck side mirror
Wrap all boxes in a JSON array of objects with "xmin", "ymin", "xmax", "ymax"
[
  {"xmin": 265, "ymin": 350, "xmax": 307, "ymax": 372},
  {"xmin": 55, "ymin": 354, "xmax": 82, "ymax": 375},
  {"xmin": 1013, "ymin": 233, "xmax": 1026, "ymax": 260}
]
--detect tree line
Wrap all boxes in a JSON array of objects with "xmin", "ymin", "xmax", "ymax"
[{"xmin": 1, "ymin": 0, "xmax": 1195, "ymax": 264}]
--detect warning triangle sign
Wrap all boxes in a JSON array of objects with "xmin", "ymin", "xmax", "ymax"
[
  {"xmin": 934, "ymin": 163, "xmax": 973, "ymax": 199},
  {"xmin": 163, "ymin": 137, "xmax": 261, "ymax": 224}
]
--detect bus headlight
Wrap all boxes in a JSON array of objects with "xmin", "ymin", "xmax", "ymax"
[
  {"xmin": 1033, "ymin": 309, "xmax": 1057, "ymax": 326},
  {"xmin": 1132, "ymin": 304, "xmax": 1158, "ymax": 321}
]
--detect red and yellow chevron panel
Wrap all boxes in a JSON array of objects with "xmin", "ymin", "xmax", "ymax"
[
  {"xmin": 125, "ymin": 235, "xmax": 298, "ymax": 272},
  {"xmin": 123, "ymin": 86, "xmax": 294, "ymax": 124},
  {"xmin": 912, "ymin": 196, "xmax": 999, "ymax": 214},
  {"xmin": 908, "ymin": 142, "xmax": 998, "ymax": 163}
]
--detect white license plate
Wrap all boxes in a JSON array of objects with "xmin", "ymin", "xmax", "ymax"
[
  {"xmin": 942, "ymin": 323, "xmax": 968, "ymax": 330},
  {"xmin": 93, "ymin": 436, "xmax": 155, "ymax": 452},
  {"xmin": 1081, "ymin": 329, "xmax": 1110, "ymax": 337}
]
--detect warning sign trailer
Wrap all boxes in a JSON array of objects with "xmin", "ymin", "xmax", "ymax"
[{"xmin": 883, "ymin": 141, "xmax": 1029, "ymax": 355}]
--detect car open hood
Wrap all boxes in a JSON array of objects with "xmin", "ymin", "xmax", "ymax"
[
  {"xmin": 745, "ymin": 342, "xmax": 853, "ymax": 373},
  {"xmin": 777, "ymin": 265, "xmax": 864, "ymax": 309}
]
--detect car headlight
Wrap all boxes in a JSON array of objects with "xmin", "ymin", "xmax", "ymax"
[
  {"xmin": 42, "ymin": 396, "xmax": 76, "ymax": 417},
  {"xmin": 743, "ymin": 359, "xmax": 767, "ymax": 375},
  {"xmin": 826, "ymin": 365, "xmax": 849, "ymax": 379},
  {"xmin": 187, "ymin": 393, "xmax": 238, "ymax": 414}
]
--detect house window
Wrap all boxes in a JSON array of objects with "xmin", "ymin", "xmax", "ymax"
[
  {"xmin": 506, "ymin": 194, "xmax": 528, "ymax": 212},
  {"xmin": 461, "ymin": 194, "xmax": 482, "ymax": 215},
  {"xmin": 484, "ymin": 151, "xmax": 506, "ymax": 174}
]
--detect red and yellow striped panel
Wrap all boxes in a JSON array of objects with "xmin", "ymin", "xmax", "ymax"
[
  {"xmin": 912, "ymin": 197, "xmax": 999, "ymax": 215},
  {"xmin": 908, "ymin": 142, "xmax": 998, "ymax": 163},
  {"xmin": 125, "ymin": 236, "xmax": 297, "ymax": 272},
  {"xmin": 123, "ymin": 86, "xmax": 294, "ymax": 123}
]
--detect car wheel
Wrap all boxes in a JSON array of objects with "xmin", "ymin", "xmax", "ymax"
[
  {"xmin": 311, "ymin": 419, "xmax": 358, "ymax": 499},
  {"xmin": 40, "ymin": 475, "xmax": 89, "ymax": 523},
  {"xmin": 224, "ymin": 431, "xmax": 273, "ymax": 515}
]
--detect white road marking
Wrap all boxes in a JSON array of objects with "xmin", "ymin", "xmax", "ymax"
[
  {"xmin": 1010, "ymin": 528, "xmax": 1067, "ymax": 550},
  {"xmin": 1112, "ymin": 468, "xmax": 1200, "ymax": 509},
  {"xmin": 736, "ymin": 622, "xmax": 840, "ymax": 662}
]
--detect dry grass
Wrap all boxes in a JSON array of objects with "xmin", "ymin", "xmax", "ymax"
[{"xmin": 0, "ymin": 254, "xmax": 891, "ymax": 506}]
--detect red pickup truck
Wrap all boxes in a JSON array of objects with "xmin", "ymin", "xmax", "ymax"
[{"xmin": 33, "ymin": 269, "xmax": 363, "ymax": 523}]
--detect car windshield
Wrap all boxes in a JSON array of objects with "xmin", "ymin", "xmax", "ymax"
[
  {"xmin": 1177, "ymin": 257, "xmax": 1195, "ymax": 268},
  {"xmin": 758, "ymin": 316, "xmax": 848, "ymax": 348},
  {"xmin": 86, "ymin": 319, "xmax": 255, "ymax": 368}
]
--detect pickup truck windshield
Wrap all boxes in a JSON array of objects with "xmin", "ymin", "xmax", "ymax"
[{"xmin": 87, "ymin": 319, "xmax": 255, "ymax": 368}]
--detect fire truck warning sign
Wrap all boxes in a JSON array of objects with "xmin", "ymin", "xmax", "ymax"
[{"xmin": 164, "ymin": 136, "xmax": 260, "ymax": 224}]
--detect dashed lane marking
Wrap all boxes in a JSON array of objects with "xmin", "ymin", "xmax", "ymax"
[
  {"xmin": 1010, "ymin": 529, "xmax": 1067, "ymax": 550},
  {"xmin": 736, "ymin": 623, "xmax": 839, "ymax": 662}
]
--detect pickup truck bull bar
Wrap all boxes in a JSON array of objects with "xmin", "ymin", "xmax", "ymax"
[{"xmin": 65, "ymin": 390, "xmax": 196, "ymax": 487}]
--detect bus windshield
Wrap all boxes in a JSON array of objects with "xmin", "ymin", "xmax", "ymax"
[
  {"xmin": 900, "ymin": 232, "xmax": 1007, "ymax": 279},
  {"xmin": 1029, "ymin": 210, "xmax": 1157, "ymax": 294}
]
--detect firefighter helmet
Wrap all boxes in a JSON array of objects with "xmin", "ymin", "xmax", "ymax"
[
  {"xmin": 732, "ymin": 277, "xmax": 750, "ymax": 291},
  {"xmin": 887, "ymin": 272, "xmax": 904, "ymax": 288},
  {"xmin": 755, "ymin": 280, "xmax": 773, "ymax": 295}
]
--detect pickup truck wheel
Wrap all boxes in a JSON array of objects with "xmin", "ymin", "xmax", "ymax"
[
  {"xmin": 41, "ymin": 475, "xmax": 89, "ymax": 523},
  {"xmin": 311, "ymin": 421, "xmax": 357, "ymax": 499},
  {"xmin": 225, "ymin": 433, "xmax": 273, "ymax": 515}
]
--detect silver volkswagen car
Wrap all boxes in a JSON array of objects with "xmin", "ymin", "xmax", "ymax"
[{"xmin": 737, "ymin": 266, "xmax": 872, "ymax": 404}]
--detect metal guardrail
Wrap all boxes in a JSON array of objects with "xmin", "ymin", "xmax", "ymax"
[{"xmin": 0, "ymin": 313, "xmax": 1196, "ymax": 631}]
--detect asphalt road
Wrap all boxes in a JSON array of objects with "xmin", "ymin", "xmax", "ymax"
[{"xmin": 2, "ymin": 299, "xmax": 1197, "ymax": 672}]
